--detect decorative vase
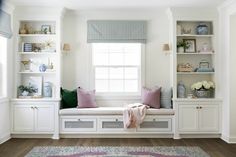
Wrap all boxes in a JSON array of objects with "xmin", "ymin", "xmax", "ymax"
[
  {"xmin": 177, "ymin": 47, "xmax": 184, "ymax": 53},
  {"xmin": 39, "ymin": 64, "xmax": 47, "ymax": 72},
  {"xmin": 177, "ymin": 81, "xmax": 186, "ymax": 98},
  {"xmin": 196, "ymin": 23, "xmax": 208, "ymax": 35},
  {"xmin": 43, "ymin": 82, "xmax": 52, "ymax": 97},
  {"xmin": 194, "ymin": 89, "xmax": 211, "ymax": 98}
]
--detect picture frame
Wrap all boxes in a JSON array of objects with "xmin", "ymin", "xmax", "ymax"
[
  {"xmin": 41, "ymin": 25, "xmax": 51, "ymax": 34},
  {"xmin": 27, "ymin": 76, "xmax": 43, "ymax": 96},
  {"xmin": 183, "ymin": 39, "xmax": 196, "ymax": 53}
]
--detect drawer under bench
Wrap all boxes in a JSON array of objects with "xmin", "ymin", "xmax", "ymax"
[{"xmin": 60, "ymin": 115, "xmax": 173, "ymax": 134}]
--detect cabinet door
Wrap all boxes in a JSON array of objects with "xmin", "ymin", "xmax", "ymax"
[
  {"xmin": 13, "ymin": 105, "xmax": 34, "ymax": 132},
  {"xmin": 35, "ymin": 105, "xmax": 54, "ymax": 132},
  {"xmin": 199, "ymin": 105, "xmax": 219, "ymax": 132},
  {"xmin": 179, "ymin": 105, "xmax": 198, "ymax": 132}
]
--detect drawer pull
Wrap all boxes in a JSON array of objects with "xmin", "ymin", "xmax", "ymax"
[
  {"xmin": 115, "ymin": 119, "xmax": 118, "ymax": 122},
  {"xmin": 78, "ymin": 119, "xmax": 80, "ymax": 121},
  {"xmin": 153, "ymin": 119, "xmax": 156, "ymax": 121}
]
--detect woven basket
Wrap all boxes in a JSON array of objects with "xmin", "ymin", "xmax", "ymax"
[{"xmin": 177, "ymin": 63, "xmax": 193, "ymax": 72}]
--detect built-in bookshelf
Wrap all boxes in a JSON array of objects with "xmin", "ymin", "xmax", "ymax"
[
  {"xmin": 174, "ymin": 21, "xmax": 216, "ymax": 98},
  {"xmin": 14, "ymin": 20, "xmax": 61, "ymax": 99}
]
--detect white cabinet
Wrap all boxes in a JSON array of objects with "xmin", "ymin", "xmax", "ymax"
[
  {"xmin": 12, "ymin": 103, "xmax": 55, "ymax": 133},
  {"xmin": 178, "ymin": 102, "xmax": 220, "ymax": 133},
  {"xmin": 13, "ymin": 105, "xmax": 34, "ymax": 132},
  {"xmin": 35, "ymin": 105, "xmax": 54, "ymax": 132},
  {"xmin": 179, "ymin": 105, "xmax": 198, "ymax": 132},
  {"xmin": 199, "ymin": 105, "xmax": 219, "ymax": 131}
]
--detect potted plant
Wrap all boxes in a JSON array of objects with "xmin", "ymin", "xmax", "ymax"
[
  {"xmin": 177, "ymin": 40, "xmax": 189, "ymax": 53},
  {"xmin": 18, "ymin": 85, "xmax": 37, "ymax": 96},
  {"xmin": 191, "ymin": 81, "xmax": 215, "ymax": 98}
]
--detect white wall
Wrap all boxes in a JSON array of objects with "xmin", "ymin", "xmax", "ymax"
[
  {"xmin": 218, "ymin": 0, "xmax": 236, "ymax": 143},
  {"xmin": 230, "ymin": 14, "xmax": 236, "ymax": 138},
  {"xmin": 0, "ymin": 98, "xmax": 10, "ymax": 144},
  {"xmin": 0, "ymin": 2, "xmax": 14, "ymax": 144},
  {"xmin": 62, "ymin": 9, "xmax": 171, "ymax": 92}
]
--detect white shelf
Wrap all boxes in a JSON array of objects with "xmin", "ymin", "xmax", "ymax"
[
  {"xmin": 177, "ymin": 72, "xmax": 214, "ymax": 75},
  {"xmin": 18, "ymin": 71, "xmax": 56, "ymax": 74},
  {"xmin": 173, "ymin": 98, "xmax": 222, "ymax": 103},
  {"xmin": 177, "ymin": 34, "xmax": 214, "ymax": 37},
  {"xmin": 11, "ymin": 98, "xmax": 61, "ymax": 102},
  {"xmin": 18, "ymin": 34, "xmax": 56, "ymax": 37},
  {"xmin": 177, "ymin": 52, "xmax": 215, "ymax": 55},
  {"xmin": 19, "ymin": 52, "xmax": 57, "ymax": 55}
]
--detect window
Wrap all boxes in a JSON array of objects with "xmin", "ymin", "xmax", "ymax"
[
  {"xmin": 92, "ymin": 43, "xmax": 143, "ymax": 95},
  {"xmin": 0, "ymin": 36, "xmax": 7, "ymax": 97}
]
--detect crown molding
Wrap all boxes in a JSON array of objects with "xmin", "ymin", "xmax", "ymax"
[{"xmin": 1, "ymin": 2, "xmax": 15, "ymax": 14}]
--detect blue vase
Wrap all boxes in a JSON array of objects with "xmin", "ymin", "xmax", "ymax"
[
  {"xmin": 196, "ymin": 23, "xmax": 208, "ymax": 35},
  {"xmin": 177, "ymin": 81, "xmax": 186, "ymax": 98},
  {"xmin": 39, "ymin": 64, "xmax": 47, "ymax": 72},
  {"xmin": 43, "ymin": 82, "xmax": 52, "ymax": 97}
]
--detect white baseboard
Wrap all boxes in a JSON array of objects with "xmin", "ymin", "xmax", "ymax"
[
  {"xmin": 221, "ymin": 135, "xmax": 236, "ymax": 143},
  {"xmin": 11, "ymin": 134, "xmax": 54, "ymax": 139},
  {"xmin": 60, "ymin": 134, "xmax": 174, "ymax": 138},
  {"xmin": 0, "ymin": 133, "xmax": 11, "ymax": 144},
  {"xmin": 179, "ymin": 134, "xmax": 221, "ymax": 139}
]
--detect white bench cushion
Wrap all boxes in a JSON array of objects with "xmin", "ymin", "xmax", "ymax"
[{"xmin": 59, "ymin": 107, "xmax": 175, "ymax": 115}]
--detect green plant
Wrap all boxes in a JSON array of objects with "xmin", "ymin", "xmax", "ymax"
[
  {"xmin": 18, "ymin": 85, "xmax": 37, "ymax": 93},
  {"xmin": 177, "ymin": 40, "xmax": 190, "ymax": 49}
]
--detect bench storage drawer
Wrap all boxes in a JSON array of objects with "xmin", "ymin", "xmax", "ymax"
[
  {"xmin": 61, "ymin": 116, "xmax": 97, "ymax": 132},
  {"xmin": 98, "ymin": 116, "xmax": 135, "ymax": 132},
  {"xmin": 137, "ymin": 116, "xmax": 172, "ymax": 132}
]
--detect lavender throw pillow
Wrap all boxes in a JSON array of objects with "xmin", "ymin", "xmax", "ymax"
[
  {"xmin": 141, "ymin": 86, "xmax": 161, "ymax": 109},
  {"xmin": 77, "ymin": 88, "xmax": 97, "ymax": 108}
]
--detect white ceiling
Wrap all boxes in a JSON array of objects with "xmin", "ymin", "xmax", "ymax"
[{"xmin": 7, "ymin": 0, "xmax": 226, "ymax": 10}]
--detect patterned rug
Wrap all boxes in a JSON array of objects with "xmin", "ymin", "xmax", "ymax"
[{"xmin": 25, "ymin": 146, "xmax": 210, "ymax": 157}]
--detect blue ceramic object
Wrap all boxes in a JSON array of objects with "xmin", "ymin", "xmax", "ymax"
[
  {"xmin": 196, "ymin": 23, "xmax": 208, "ymax": 35},
  {"xmin": 43, "ymin": 82, "xmax": 52, "ymax": 97},
  {"xmin": 39, "ymin": 64, "xmax": 47, "ymax": 72},
  {"xmin": 177, "ymin": 81, "xmax": 186, "ymax": 98}
]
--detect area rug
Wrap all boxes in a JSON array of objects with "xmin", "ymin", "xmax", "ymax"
[{"xmin": 25, "ymin": 146, "xmax": 210, "ymax": 157}]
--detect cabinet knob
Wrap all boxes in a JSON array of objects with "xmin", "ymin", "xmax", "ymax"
[
  {"xmin": 35, "ymin": 107, "xmax": 38, "ymax": 109},
  {"xmin": 31, "ymin": 106, "xmax": 34, "ymax": 109},
  {"xmin": 115, "ymin": 119, "xmax": 118, "ymax": 122},
  {"xmin": 153, "ymin": 119, "xmax": 156, "ymax": 121},
  {"xmin": 199, "ymin": 106, "xmax": 202, "ymax": 109},
  {"xmin": 196, "ymin": 106, "xmax": 199, "ymax": 109}
]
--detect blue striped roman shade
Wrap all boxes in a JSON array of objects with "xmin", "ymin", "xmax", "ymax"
[
  {"xmin": 87, "ymin": 20, "xmax": 147, "ymax": 43},
  {"xmin": 0, "ymin": 9, "xmax": 12, "ymax": 38}
]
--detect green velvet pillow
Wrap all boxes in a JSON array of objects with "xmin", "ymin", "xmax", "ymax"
[{"xmin": 61, "ymin": 88, "xmax": 78, "ymax": 109}]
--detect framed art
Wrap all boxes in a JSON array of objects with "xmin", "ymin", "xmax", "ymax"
[
  {"xmin": 27, "ymin": 76, "xmax": 43, "ymax": 96},
  {"xmin": 41, "ymin": 25, "xmax": 51, "ymax": 34},
  {"xmin": 183, "ymin": 39, "xmax": 196, "ymax": 53}
]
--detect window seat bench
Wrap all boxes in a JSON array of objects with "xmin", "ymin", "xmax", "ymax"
[
  {"xmin": 59, "ymin": 107, "xmax": 175, "ymax": 137},
  {"xmin": 59, "ymin": 107, "xmax": 175, "ymax": 115}
]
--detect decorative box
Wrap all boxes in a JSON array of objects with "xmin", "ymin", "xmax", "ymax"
[{"xmin": 177, "ymin": 63, "xmax": 193, "ymax": 72}]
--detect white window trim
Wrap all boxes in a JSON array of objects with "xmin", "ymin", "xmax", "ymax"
[{"xmin": 89, "ymin": 43, "xmax": 145, "ymax": 99}]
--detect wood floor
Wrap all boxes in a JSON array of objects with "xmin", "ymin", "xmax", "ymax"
[{"xmin": 0, "ymin": 138, "xmax": 236, "ymax": 157}]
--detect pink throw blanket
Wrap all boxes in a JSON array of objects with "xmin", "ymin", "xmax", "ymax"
[{"xmin": 123, "ymin": 103, "xmax": 150, "ymax": 129}]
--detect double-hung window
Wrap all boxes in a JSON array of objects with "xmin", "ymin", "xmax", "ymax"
[
  {"xmin": 92, "ymin": 43, "xmax": 143, "ymax": 95},
  {"xmin": 0, "ymin": 36, "xmax": 7, "ymax": 97}
]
